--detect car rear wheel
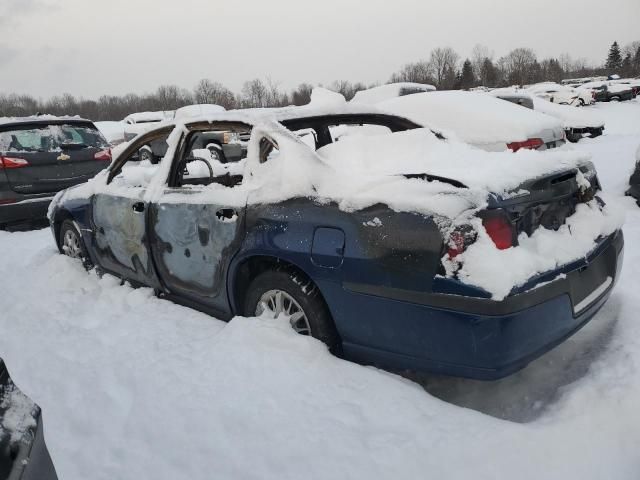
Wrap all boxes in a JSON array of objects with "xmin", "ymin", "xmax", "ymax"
[
  {"xmin": 244, "ymin": 269, "xmax": 341, "ymax": 352},
  {"xmin": 59, "ymin": 219, "xmax": 93, "ymax": 269},
  {"xmin": 610, "ymin": 96, "xmax": 621, "ymax": 102}
]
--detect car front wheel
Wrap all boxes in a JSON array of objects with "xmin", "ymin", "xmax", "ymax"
[
  {"xmin": 59, "ymin": 219, "xmax": 93, "ymax": 269},
  {"xmin": 244, "ymin": 269, "xmax": 341, "ymax": 352}
]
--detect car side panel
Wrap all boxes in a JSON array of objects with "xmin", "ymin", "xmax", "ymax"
[{"xmin": 230, "ymin": 198, "xmax": 444, "ymax": 342}]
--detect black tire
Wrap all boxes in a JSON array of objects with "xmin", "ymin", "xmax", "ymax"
[
  {"xmin": 244, "ymin": 269, "xmax": 341, "ymax": 353},
  {"xmin": 139, "ymin": 147, "xmax": 158, "ymax": 164},
  {"xmin": 610, "ymin": 96, "xmax": 621, "ymax": 102},
  {"xmin": 59, "ymin": 219, "xmax": 93, "ymax": 269},
  {"xmin": 207, "ymin": 143, "xmax": 227, "ymax": 163}
]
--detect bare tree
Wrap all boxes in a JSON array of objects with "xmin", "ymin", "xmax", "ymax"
[
  {"xmin": 471, "ymin": 44, "xmax": 493, "ymax": 82},
  {"xmin": 193, "ymin": 79, "xmax": 236, "ymax": 108},
  {"xmin": 499, "ymin": 48, "xmax": 538, "ymax": 85},
  {"xmin": 389, "ymin": 60, "xmax": 434, "ymax": 85},
  {"xmin": 429, "ymin": 47, "xmax": 460, "ymax": 88}
]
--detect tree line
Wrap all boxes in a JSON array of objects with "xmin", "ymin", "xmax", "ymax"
[{"xmin": 1, "ymin": 41, "xmax": 638, "ymax": 122}]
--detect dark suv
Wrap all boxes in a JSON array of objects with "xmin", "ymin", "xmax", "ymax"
[{"xmin": 0, "ymin": 117, "xmax": 111, "ymax": 228}]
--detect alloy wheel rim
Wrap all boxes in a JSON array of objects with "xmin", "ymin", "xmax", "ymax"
[
  {"xmin": 256, "ymin": 289, "xmax": 311, "ymax": 335},
  {"xmin": 63, "ymin": 229, "xmax": 82, "ymax": 258}
]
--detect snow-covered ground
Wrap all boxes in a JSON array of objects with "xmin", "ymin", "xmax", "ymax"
[{"xmin": 1, "ymin": 100, "xmax": 640, "ymax": 480}]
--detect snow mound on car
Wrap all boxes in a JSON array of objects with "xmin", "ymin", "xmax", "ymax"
[
  {"xmin": 378, "ymin": 91, "xmax": 562, "ymax": 146},
  {"xmin": 317, "ymin": 128, "xmax": 589, "ymax": 193}
]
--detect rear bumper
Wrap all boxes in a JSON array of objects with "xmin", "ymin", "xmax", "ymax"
[
  {"xmin": 0, "ymin": 195, "xmax": 55, "ymax": 227},
  {"xmin": 335, "ymin": 230, "xmax": 623, "ymax": 379}
]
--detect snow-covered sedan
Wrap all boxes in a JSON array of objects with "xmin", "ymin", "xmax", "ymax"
[
  {"xmin": 377, "ymin": 90, "xmax": 566, "ymax": 152},
  {"xmin": 48, "ymin": 102, "xmax": 623, "ymax": 379},
  {"xmin": 491, "ymin": 88, "xmax": 605, "ymax": 142}
]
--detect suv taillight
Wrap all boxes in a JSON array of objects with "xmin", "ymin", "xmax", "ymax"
[
  {"xmin": 0, "ymin": 156, "xmax": 29, "ymax": 169},
  {"xmin": 94, "ymin": 149, "xmax": 112, "ymax": 161},
  {"xmin": 507, "ymin": 138, "xmax": 544, "ymax": 152},
  {"xmin": 482, "ymin": 215, "xmax": 514, "ymax": 250}
]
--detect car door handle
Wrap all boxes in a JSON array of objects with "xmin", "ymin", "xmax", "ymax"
[
  {"xmin": 132, "ymin": 202, "xmax": 145, "ymax": 213},
  {"xmin": 216, "ymin": 208, "xmax": 237, "ymax": 221}
]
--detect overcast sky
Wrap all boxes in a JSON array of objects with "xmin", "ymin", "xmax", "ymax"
[{"xmin": 1, "ymin": 0, "xmax": 639, "ymax": 99}]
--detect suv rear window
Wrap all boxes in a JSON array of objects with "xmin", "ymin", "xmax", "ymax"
[{"xmin": 0, "ymin": 124, "xmax": 109, "ymax": 152}]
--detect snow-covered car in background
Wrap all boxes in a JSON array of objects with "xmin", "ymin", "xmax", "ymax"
[
  {"xmin": 0, "ymin": 357, "xmax": 58, "ymax": 479},
  {"xmin": 577, "ymin": 81, "xmax": 635, "ymax": 102},
  {"xmin": 48, "ymin": 101, "xmax": 623, "ymax": 380},
  {"xmin": 491, "ymin": 88, "xmax": 605, "ymax": 142},
  {"xmin": 611, "ymin": 78, "xmax": 640, "ymax": 97},
  {"xmin": 377, "ymin": 90, "xmax": 566, "ymax": 152},
  {"xmin": 122, "ymin": 111, "xmax": 174, "ymax": 146},
  {"xmin": 526, "ymin": 82, "xmax": 594, "ymax": 106},
  {"xmin": 350, "ymin": 82, "xmax": 436, "ymax": 105}
]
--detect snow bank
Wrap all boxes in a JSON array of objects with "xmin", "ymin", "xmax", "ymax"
[
  {"xmin": 377, "ymin": 91, "xmax": 563, "ymax": 148},
  {"xmin": 351, "ymin": 82, "xmax": 436, "ymax": 105}
]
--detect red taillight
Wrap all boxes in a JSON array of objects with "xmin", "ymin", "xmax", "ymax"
[
  {"xmin": 507, "ymin": 138, "xmax": 544, "ymax": 152},
  {"xmin": 482, "ymin": 216, "xmax": 514, "ymax": 250},
  {"xmin": 94, "ymin": 149, "xmax": 112, "ymax": 161},
  {"xmin": 446, "ymin": 225, "xmax": 477, "ymax": 258},
  {"xmin": 0, "ymin": 156, "xmax": 29, "ymax": 169}
]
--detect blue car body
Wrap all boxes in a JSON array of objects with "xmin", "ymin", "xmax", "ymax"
[{"xmin": 49, "ymin": 113, "xmax": 623, "ymax": 380}]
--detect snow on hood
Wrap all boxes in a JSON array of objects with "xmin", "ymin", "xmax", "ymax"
[
  {"xmin": 351, "ymin": 83, "xmax": 436, "ymax": 105},
  {"xmin": 317, "ymin": 128, "xmax": 590, "ymax": 193},
  {"xmin": 377, "ymin": 91, "xmax": 563, "ymax": 146}
]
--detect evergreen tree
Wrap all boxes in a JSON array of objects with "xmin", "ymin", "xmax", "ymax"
[
  {"xmin": 606, "ymin": 41, "xmax": 622, "ymax": 71},
  {"xmin": 621, "ymin": 53, "xmax": 633, "ymax": 76},
  {"xmin": 458, "ymin": 59, "xmax": 476, "ymax": 89}
]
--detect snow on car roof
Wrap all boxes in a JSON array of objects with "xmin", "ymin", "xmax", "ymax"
[
  {"xmin": 351, "ymin": 83, "xmax": 436, "ymax": 105},
  {"xmin": 123, "ymin": 111, "xmax": 174, "ymax": 123},
  {"xmin": 377, "ymin": 91, "xmax": 562, "ymax": 146},
  {"xmin": 174, "ymin": 104, "xmax": 226, "ymax": 120},
  {"xmin": 0, "ymin": 114, "xmax": 91, "ymax": 126}
]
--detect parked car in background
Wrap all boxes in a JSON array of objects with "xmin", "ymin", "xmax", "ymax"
[
  {"xmin": 123, "ymin": 111, "xmax": 173, "ymax": 141},
  {"xmin": 0, "ymin": 357, "xmax": 58, "ymax": 479},
  {"xmin": 377, "ymin": 90, "xmax": 566, "ymax": 152},
  {"xmin": 526, "ymin": 82, "xmax": 594, "ymax": 106},
  {"xmin": 49, "ymin": 106, "xmax": 622, "ymax": 380},
  {"xmin": 350, "ymin": 82, "xmax": 436, "ymax": 105},
  {"xmin": 491, "ymin": 88, "xmax": 605, "ymax": 142},
  {"xmin": 611, "ymin": 78, "xmax": 640, "ymax": 97},
  {"xmin": 578, "ymin": 81, "xmax": 635, "ymax": 102},
  {"xmin": 0, "ymin": 116, "xmax": 111, "ymax": 228}
]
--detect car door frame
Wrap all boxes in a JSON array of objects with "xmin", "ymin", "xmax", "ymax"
[
  {"xmin": 90, "ymin": 126, "xmax": 176, "ymax": 288},
  {"xmin": 146, "ymin": 121, "xmax": 253, "ymax": 318}
]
